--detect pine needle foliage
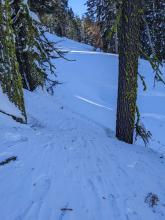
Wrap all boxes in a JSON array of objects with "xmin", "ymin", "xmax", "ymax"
[
  {"xmin": 0, "ymin": 0, "xmax": 63, "ymax": 122},
  {"xmin": 0, "ymin": 0, "xmax": 26, "ymax": 122}
]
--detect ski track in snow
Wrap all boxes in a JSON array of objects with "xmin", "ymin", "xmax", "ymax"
[
  {"xmin": 0, "ymin": 106, "xmax": 164, "ymax": 220},
  {"xmin": 0, "ymin": 34, "xmax": 165, "ymax": 220},
  {"xmin": 1, "ymin": 102, "xmax": 165, "ymax": 220}
]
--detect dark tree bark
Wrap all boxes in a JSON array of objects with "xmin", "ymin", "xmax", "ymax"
[{"xmin": 116, "ymin": 0, "xmax": 142, "ymax": 144}]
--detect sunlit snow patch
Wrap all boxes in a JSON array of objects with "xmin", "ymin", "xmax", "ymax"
[{"xmin": 75, "ymin": 95, "xmax": 113, "ymax": 111}]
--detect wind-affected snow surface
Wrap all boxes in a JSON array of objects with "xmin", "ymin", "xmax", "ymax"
[{"xmin": 0, "ymin": 34, "xmax": 165, "ymax": 220}]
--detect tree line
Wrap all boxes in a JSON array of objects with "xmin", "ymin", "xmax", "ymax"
[
  {"xmin": 85, "ymin": 0, "xmax": 165, "ymax": 61},
  {"xmin": 40, "ymin": 0, "xmax": 165, "ymax": 62},
  {"xmin": 30, "ymin": 0, "xmax": 83, "ymax": 42}
]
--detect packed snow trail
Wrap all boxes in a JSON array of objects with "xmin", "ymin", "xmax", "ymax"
[
  {"xmin": 0, "ymin": 35, "xmax": 165, "ymax": 220},
  {"xmin": 0, "ymin": 90, "xmax": 165, "ymax": 220}
]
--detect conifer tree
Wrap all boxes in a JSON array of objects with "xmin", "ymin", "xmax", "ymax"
[
  {"xmin": 82, "ymin": 15, "xmax": 102, "ymax": 48},
  {"xmin": 85, "ymin": 0, "xmax": 164, "ymax": 144},
  {"xmin": 0, "ymin": 0, "xmax": 60, "ymax": 122},
  {"xmin": 0, "ymin": 0, "xmax": 26, "ymax": 122},
  {"xmin": 116, "ymin": 0, "xmax": 142, "ymax": 144},
  {"xmin": 86, "ymin": 0, "xmax": 165, "ymax": 60},
  {"xmin": 29, "ymin": 0, "xmax": 69, "ymax": 37},
  {"xmin": 66, "ymin": 9, "xmax": 82, "ymax": 42},
  {"xmin": 30, "ymin": 0, "xmax": 83, "ymax": 42},
  {"xmin": 12, "ymin": 0, "xmax": 59, "ymax": 93},
  {"xmin": 141, "ymin": 0, "xmax": 165, "ymax": 61},
  {"xmin": 86, "ymin": 0, "xmax": 118, "ymax": 52}
]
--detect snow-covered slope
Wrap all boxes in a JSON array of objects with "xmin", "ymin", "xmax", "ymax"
[
  {"xmin": 54, "ymin": 37, "xmax": 165, "ymax": 154},
  {"xmin": 0, "ymin": 34, "xmax": 165, "ymax": 220},
  {"xmin": 46, "ymin": 33, "xmax": 94, "ymax": 52}
]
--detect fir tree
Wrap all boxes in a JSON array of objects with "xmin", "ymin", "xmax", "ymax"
[
  {"xmin": 86, "ymin": 0, "xmax": 165, "ymax": 60},
  {"xmin": 0, "ymin": 0, "xmax": 26, "ymax": 122},
  {"xmin": 66, "ymin": 9, "xmax": 82, "ymax": 42},
  {"xmin": 29, "ymin": 0, "xmax": 69, "ymax": 37},
  {"xmin": 141, "ymin": 0, "xmax": 165, "ymax": 61},
  {"xmin": 12, "ymin": 0, "xmax": 60, "ymax": 93},
  {"xmin": 116, "ymin": 0, "xmax": 142, "ymax": 144},
  {"xmin": 30, "ymin": 0, "xmax": 83, "ymax": 42},
  {"xmin": 86, "ymin": 0, "xmax": 119, "ymax": 53},
  {"xmin": 0, "ymin": 0, "xmax": 61, "ymax": 122}
]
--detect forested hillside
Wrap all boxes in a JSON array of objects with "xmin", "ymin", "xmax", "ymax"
[
  {"xmin": 0, "ymin": 1, "xmax": 165, "ymax": 220},
  {"xmin": 85, "ymin": 0, "xmax": 165, "ymax": 60}
]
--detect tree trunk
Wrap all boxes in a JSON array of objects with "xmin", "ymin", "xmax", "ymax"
[
  {"xmin": 114, "ymin": 2, "xmax": 118, "ymax": 54},
  {"xmin": 116, "ymin": 0, "xmax": 141, "ymax": 144},
  {"xmin": 0, "ymin": 0, "xmax": 26, "ymax": 122}
]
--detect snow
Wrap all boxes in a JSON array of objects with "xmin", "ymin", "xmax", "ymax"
[
  {"xmin": 0, "ymin": 34, "xmax": 165, "ymax": 220},
  {"xmin": 54, "ymin": 42, "xmax": 165, "ymax": 154},
  {"xmin": 45, "ymin": 32, "xmax": 94, "ymax": 52},
  {"xmin": 29, "ymin": 11, "xmax": 40, "ymax": 22},
  {"xmin": 0, "ymin": 86, "xmax": 22, "ymax": 118}
]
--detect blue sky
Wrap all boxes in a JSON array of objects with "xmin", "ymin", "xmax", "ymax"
[{"xmin": 69, "ymin": 0, "xmax": 87, "ymax": 16}]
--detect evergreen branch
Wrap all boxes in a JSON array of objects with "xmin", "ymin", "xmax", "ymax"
[
  {"xmin": 135, "ymin": 106, "xmax": 152, "ymax": 146},
  {"xmin": 140, "ymin": 48, "xmax": 165, "ymax": 86},
  {"xmin": 138, "ymin": 72, "xmax": 147, "ymax": 91},
  {"xmin": 46, "ymin": 78, "xmax": 62, "ymax": 95},
  {"xmin": 108, "ymin": 7, "xmax": 121, "ymax": 40}
]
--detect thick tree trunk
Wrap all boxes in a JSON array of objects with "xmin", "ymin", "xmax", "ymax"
[{"xmin": 116, "ymin": 0, "xmax": 141, "ymax": 144}]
